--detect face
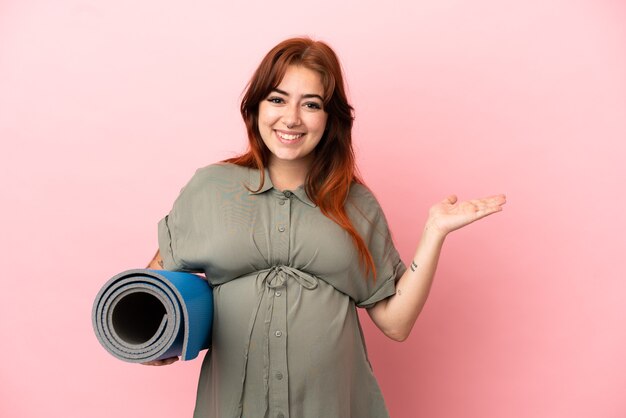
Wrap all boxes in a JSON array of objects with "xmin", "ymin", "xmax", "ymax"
[{"xmin": 258, "ymin": 65, "xmax": 328, "ymax": 169}]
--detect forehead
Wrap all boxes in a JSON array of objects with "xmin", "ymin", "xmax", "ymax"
[{"xmin": 275, "ymin": 65, "xmax": 324, "ymax": 96}]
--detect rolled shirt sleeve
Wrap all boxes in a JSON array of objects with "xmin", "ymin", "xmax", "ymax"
[
  {"xmin": 345, "ymin": 183, "xmax": 407, "ymax": 308},
  {"xmin": 158, "ymin": 215, "xmax": 182, "ymax": 271},
  {"xmin": 157, "ymin": 169, "xmax": 208, "ymax": 273}
]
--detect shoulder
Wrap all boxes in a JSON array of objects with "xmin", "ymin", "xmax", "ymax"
[
  {"xmin": 184, "ymin": 162, "xmax": 249, "ymax": 187},
  {"xmin": 170, "ymin": 163, "xmax": 251, "ymax": 202},
  {"xmin": 192, "ymin": 162, "xmax": 248, "ymax": 180},
  {"xmin": 348, "ymin": 182, "xmax": 382, "ymax": 210},
  {"xmin": 346, "ymin": 182, "xmax": 386, "ymax": 223}
]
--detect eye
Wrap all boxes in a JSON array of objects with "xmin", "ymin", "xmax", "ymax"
[
  {"xmin": 266, "ymin": 96, "xmax": 285, "ymax": 104},
  {"xmin": 304, "ymin": 102, "xmax": 322, "ymax": 110}
]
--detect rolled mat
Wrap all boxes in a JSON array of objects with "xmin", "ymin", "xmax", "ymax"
[{"xmin": 92, "ymin": 269, "xmax": 213, "ymax": 363}]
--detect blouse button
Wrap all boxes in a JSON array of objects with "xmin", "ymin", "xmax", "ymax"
[
  {"xmin": 283, "ymin": 191, "xmax": 293, "ymax": 198},
  {"xmin": 278, "ymin": 226, "xmax": 285, "ymax": 232},
  {"xmin": 275, "ymin": 371, "xmax": 283, "ymax": 380},
  {"xmin": 279, "ymin": 200, "xmax": 286, "ymax": 205},
  {"xmin": 275, "ymin": 291, "xmax": 281, "ymax": 297},
  {"xmin": 277, "ymin": 413, "xmax": 285, "ymax": 418},
  {"xmin": 275, "ymin": 330, "xmax": 282, "ymax": 337}
]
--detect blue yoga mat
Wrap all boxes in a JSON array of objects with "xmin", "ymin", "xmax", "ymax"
[{"xmin": 92, "ymin": 269, "xmax": 213, "ymax": 363}]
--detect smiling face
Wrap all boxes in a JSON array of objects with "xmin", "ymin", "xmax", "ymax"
[{"xmin": 257, "ymin": 65, "xmax": 328, "ymax": 170}]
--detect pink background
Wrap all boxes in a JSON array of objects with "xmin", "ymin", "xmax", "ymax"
[{"xmin": 1, "ymin": 0, "xmax": 625, "ymax": 417}]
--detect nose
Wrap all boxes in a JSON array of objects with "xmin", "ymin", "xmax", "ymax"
[{"xmin": 282, "ymin": 103, "xmax": 301, "ymax": 129}]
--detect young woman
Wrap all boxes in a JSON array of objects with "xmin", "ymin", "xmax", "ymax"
[{"xmin": 144, "ymin": 37, "xmax": 506, "ymax": 418}]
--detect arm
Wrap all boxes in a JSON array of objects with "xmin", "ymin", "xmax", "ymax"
[
  {"xmin": 367, "ymin": 194, "xmax": 506, "ymax": 342},
  {"xmin": 146, "ymin": 249, "xmax": 164, "ymax": 270},
  {"xmin": 142, "ymin": 249, "xmax": 179, "ymax": 366}
]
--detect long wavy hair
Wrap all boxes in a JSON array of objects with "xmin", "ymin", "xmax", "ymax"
[{"xmin": 224, "ymin": 37, "xmax": 376, "ymax": 280}]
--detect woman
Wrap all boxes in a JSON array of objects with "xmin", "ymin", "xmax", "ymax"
[{"xmin": 144, "ymin": 37, "xmax": 506, "ymax": 418}]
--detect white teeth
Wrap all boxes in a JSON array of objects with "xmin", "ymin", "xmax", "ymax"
[{"xmin": 277, "ymin": 131, "xmax": 304, "ymax": 140}]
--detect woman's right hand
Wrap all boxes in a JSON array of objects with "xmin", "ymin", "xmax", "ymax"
[
  {"xmin": 141, "ymin": 356, "xmax": 179, "ymax": 366},
  {"xmin": 142, "ymin": 250, "xmax": 178, "ymax": 366}
]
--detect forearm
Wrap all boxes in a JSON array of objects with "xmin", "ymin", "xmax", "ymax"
[
  {"xmin": 372, "ymin": 222, "xmax": 446, "ymax": 341},
  {"xmin": 367, "ymin": 193, "xmax": 506, "ymax": 341},
  {"xmin": 146, "ymin": 249, "xmax": 164, "ymax": 269}
]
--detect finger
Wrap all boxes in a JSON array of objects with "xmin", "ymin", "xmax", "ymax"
[
  {"xmin": 470, "ymin": 195, "xmax": 506, "ymax": 208},
  {"xmin": 484, "ymin": 194, "xmax": 507, "ymax": 205},
  {"xmin": 142, "ymin": 357, "xmax": 179, "ymax": 366},
  {"xmin": 475, "ymin": 205, "xmax": 503, "ymax": 218},
  {"xmin": 443, "ymin": 194, "xmax": 457, "ymax": 204},
  {"xmin": 460, "ymin": 201, "xmax": 480, "ymax": 211}
]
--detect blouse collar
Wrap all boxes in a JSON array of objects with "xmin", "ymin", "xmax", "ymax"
[{"xmin": 247, "ymin": 167, "xmax": 317, "ymax": 208}]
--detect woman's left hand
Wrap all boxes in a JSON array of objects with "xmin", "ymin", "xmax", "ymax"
[{"xmin": 426, "ymin": 194, "xmax": 506, "ymax": 237}]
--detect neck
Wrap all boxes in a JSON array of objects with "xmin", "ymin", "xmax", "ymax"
[{"xmin": 268, "ymin": 156, "xmax": 312, "ymax": 191}]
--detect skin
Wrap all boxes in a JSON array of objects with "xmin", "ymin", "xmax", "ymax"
[
  {"xmin": 365, "ymin": 193, "xmax": 506, "ymax": 341},
  {"xmin": 143, "ymin": 64, "xmax": 506, "ymax": 364},
  {"xmin": 256, "ymin": 65, "xmax": 328, "ymax": 191}
]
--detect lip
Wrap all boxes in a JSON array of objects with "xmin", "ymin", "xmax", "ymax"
[{"xmin": 274, "ymin": 129, "xmax": 306, "ymax": 144}]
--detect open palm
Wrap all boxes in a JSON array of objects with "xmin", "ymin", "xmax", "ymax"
[{"xmin": 427, "ymin": 194, "xmax": 506, "ymax": 236}]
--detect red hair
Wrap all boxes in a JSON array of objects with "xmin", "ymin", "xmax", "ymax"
[{"xmin": 224, "ymin": 37, "xmax": 376, "ymax": 280}]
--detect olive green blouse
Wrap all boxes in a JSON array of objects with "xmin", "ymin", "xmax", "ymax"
[{"xmin": 158, "ymin": 163, "xmax": 406, "ymax": 418}]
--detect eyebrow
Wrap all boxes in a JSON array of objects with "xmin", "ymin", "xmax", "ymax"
[{"xmin": 272, "ymin": 88, "xmax": 324, "ymax": 102}]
